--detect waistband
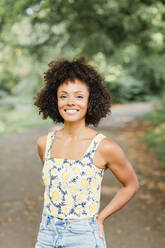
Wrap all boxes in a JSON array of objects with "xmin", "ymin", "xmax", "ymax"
[{"xmin": 41, "ymin": 212, "xmax": 98, "ymax": 225}]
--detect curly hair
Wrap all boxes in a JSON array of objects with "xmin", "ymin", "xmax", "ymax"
[{"xmin": 33, "ymin": 56, "xmax": 111, "ymax": 127}]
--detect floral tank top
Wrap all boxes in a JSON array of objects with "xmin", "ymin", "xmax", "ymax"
[{"xmin": 42, "ymin": 129, "xmax": 106, "ymax": 219}]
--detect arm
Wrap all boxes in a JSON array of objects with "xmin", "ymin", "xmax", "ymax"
[
  {"xmin": 97, "ymin": 138, "xmax": 139, "ymax": 236},
  {"xmin": 36, "ymin": 135, "xmax": 47, "ymax": 165}
]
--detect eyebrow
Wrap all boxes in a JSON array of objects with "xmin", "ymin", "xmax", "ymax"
[{"xmin": 59, "ymin": 90, "xmax": 85, "ymax": 94}]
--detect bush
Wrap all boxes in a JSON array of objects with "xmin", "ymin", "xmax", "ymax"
[{"xmin": 140, "ymin": 95, "xmax": 165, "ymax": 166}]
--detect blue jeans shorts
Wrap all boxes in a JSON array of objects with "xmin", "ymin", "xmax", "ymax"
[{"xmin": 35, "ymin": 212, "xmax": 107, "ymax": 248}]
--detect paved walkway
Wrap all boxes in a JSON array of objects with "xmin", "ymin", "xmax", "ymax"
[{"xmin": 0, "ymin": 101, "xmax": 164, "ymax": 247}]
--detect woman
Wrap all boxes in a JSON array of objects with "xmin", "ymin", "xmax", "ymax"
[{"xmin": 34, "ymin": 56, "xmax": 139, "ymax": 248}]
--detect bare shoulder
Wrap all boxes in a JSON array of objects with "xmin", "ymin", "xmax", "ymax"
[
  {"xmin": 100, "ymin": 136, "xmax": 123, "ymax": 152},
  {"xmin": 37, "ymin": 134, "xmax": 47, "ymax": 148},
  {"xmin": 99, "ymin": 137, "xmax": 127, "ymax": 166}
]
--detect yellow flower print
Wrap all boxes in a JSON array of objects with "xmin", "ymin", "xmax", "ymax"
[
  {"xmin": 91, "ymin": 187, "xmax": 97, "ymax": 194},
  {"xmin": 43, "ymin": 173, "xmax": 49, "ymax": 185},
  {"xmin": 45, "ymin": 163, "xmax": 51, "ymax": 170},
  {"xmin": 52, "ymin": 179, "xmax": 58, "ymax": 186},
  {"xmin": 66, "ymin": 197, "xmax": 72, "ymax": 206},
  {"xmin": 62, "ymin": 172, "xmax": 69, "ymax": 180},
  {"xmin": 77, "ymin": 207, "xmax": 82, "ymax": 213},
  {"xmin": 74, "ymin": 167, "xmax": 80, "ymax": 174},
  {"xmin": 46, "ymin": 136, "xmax": 50, "ymax": 145},
  {"xmin": 86, "ymin": 168, "xmax": 94, "ymax": 176},
  {"xmin": 61, "ymin": 184, "xmax": 67, "ymax": 190},
  {"xmin": 89, "ymin": 203, "xmax": 96, "ymax": 212},
  {"xmin": 76, "ymin": 206, "xmax": 83, "ymax": 214},
  {"xmin": 56, "ymin": 159, "xmax": 62, "ymax": 166},
  {"xmin": 63, "ymin": 207, "xmax": 68, "ymax": 213},
  {"xmin": 81, "ymin": 179, "xmax": 89, "ymax": 187},
  {"xmin": 77, "ymin": 193, "xmax": 84, "ymax": 201},
  {"xmin": 96, "ymin": 194, "xmax": 100, "ymax": 200},
  {"xmin": 60, "ymin": 214, "xmax": 65, "ymax": 219},
  {"xmin": 43, "ymin": 131, "xmax": 106, "ymax": 218},
  {"xmin": 69, "ymin": 186, "xmax": 77, "ymax": 194},
  {"xmin": 44, "ymin": 192, "xmax": 49, "ymax": 202},
  {"xmin": 51, "ymin": 206, "xmax": 57, "ymax": 217},
  {"xmin": 93, "ymin": 178, "xmax": 98, "ymax": 186},
  {"xmin": 51, "ymin": 169, "xmax": 57, "ymax": 175},
  {"xmin": 52, "ymin": 191, "xmax": 60, "ymax": 201},
  {"xmin": 65, "ymin": 163, "xmax": 69, "ymax": 168}
]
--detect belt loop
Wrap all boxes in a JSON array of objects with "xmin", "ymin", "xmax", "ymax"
[
  {"xmin": 65, "ymin": 219, "xmax": 70, "ymax": 229},
  {"xmin": 65, "ymin": 219, "xmax": 68, "ymax": 228},
  {"xmin": 91, "ymin": 215, "xmax": 96, "ymax": 224}
]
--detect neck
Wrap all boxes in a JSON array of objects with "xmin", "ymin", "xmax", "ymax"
[{"xmin": 62, "ymin": 121, "xmax": 90, "ymax": 139}]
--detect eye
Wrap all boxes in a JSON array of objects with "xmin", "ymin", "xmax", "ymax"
[
  {"xmin": 60, "ymin": 95, "xmax": 66, "ymax": 99},
  {"xmin": 77, "ymin": 95, "xmax": 83, "ymax": 98}
]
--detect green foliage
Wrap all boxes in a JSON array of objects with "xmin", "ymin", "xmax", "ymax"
[
  {"xmin": 91, "ymin": 52, "xmax": 156, "ymax": 103},
  {"xmin": 0, "ymin": 102, "xmax": 52, "ymax": 136},
  {"xmin": 139, "ymin": 96, "xmax": 165, "ymax": 166},
  {"xmin": 110, "ymin": 76, "xmax": 148, "ymax": 103},
  {"xmin": 130, "ymin": 54, "xmax": 165, "ymax": 96},
  {"xmin": 1, "ymin": 0, "xmax": 165, "ymax": 101}
]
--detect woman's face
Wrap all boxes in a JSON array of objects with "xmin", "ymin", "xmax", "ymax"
[{"xmin": 57, "ymin": 79, "xmax": 90, "ymax": 124}]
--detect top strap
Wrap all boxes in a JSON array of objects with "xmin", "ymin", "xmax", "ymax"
[
  {"xmin": 44, "ymin": 131, "xmax": 54, "ymax": 160},
  {"xmin": 83, "ymin": 133, "xmax": 106, "ymax": 160},
  {"xmin": 44, "ymin": 130, "xmax": 106, "ymax": 161}
]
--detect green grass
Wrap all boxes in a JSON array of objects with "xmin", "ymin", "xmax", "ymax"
[{"xmin": 0, "ymin": 105, "xmax": 52, "ymax": 136}]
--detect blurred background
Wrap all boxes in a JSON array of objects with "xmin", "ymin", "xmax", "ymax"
[
  {"xmin": 0, "ymin": 1, "xmax": 165, "ymax": 247},
  {"xmin": 0, "ymin": 0, "xmax": 165, "ymax": 164}
]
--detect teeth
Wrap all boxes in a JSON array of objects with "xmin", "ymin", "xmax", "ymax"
[{"xmin": 66, "ymin": 110, "xmax": 78, "ymax": 113}]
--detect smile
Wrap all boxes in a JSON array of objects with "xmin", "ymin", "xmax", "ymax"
[{"xmin": 64, "ymin": 109, "xmax": 79, "ymax": 114}]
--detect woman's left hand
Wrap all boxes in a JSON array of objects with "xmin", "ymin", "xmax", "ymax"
[{"xmin": 96, "ymin": 216, "xmax": 104, "ymax": 238}]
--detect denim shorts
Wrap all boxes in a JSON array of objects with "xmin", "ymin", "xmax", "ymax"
[{"xmin": 35, "ymin": 212, "xmax": 107, "ymax": 248}]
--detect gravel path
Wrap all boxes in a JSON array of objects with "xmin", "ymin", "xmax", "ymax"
[{"xmin": 0, "ymin": 101, "xmax": 164, "ymax": 248}]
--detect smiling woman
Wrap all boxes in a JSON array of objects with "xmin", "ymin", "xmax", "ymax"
[
  {"xmin": 57, "ymin": 79, "xmax": 89, "ymax": 123},
  {"xmin": 34, "ymin": 56, "xmax": 111, "ymax": 127},
  {"xmin": 33, "ymin": 56, "xmax": 139, "ymax": 248}
]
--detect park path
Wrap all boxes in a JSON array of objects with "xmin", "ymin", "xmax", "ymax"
[{"xmin": 0, "ymin": 101, "xmax": 165, "ymax": 248}]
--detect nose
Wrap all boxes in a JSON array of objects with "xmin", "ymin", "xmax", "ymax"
[{"xmin": 67, "ymin": 97, "xmax": 75, "ymax": 105}]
